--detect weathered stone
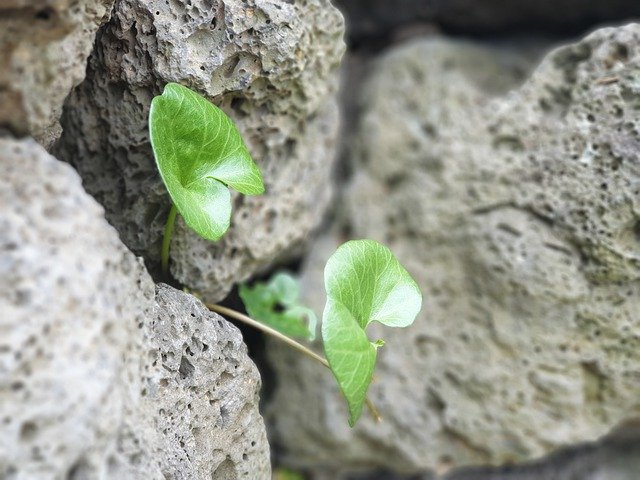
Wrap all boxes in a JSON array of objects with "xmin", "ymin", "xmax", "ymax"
[
  {"xmin": 0, "ymin": 0, "xmax": 115, "ymax": 147},
  {"xmin": 110, "ymin": 284, "xmax": 271, "ymax": 479},
  {"xmin": 336, "ymin": 0, "xmax": 640, "ymax": 40},
  {"xmin": 55, "ymin": 0, "xmax": 345, "ymax": 302},
  {"xmin": 267, "ymin": 26, "xmax": 640, "ymax": 474},
  {"xmin": 0, "ymin": 139, "xmax": 270, "ymax": 478},
  {"xmin": 0, "ymin": 138, "xmax": 154, "ymax": 478}
]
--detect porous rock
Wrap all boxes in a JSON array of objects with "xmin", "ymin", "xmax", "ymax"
[
  {"xmin": 0, "ymin": 0, "xmax": 115, "ymax": 147},
  {"xmin": 55, "ymin": 0, "xmax": 345, "ymax": 302},
  {"xmin": 110, "ymin": 284, "xmax": 271, "ymax": 479},
  {"xmin": 0, "ymin": 138, "xmax": 154, "ymax": 478},
  {"xmin": 0, "ymin": 139, "xmax": 270, "ymax": 479},
  {"xmin": 267, "ymin": 26, "xmax": 640, "ymax": 474}
]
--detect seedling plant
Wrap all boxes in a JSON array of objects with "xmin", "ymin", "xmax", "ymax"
[{"xmin": 149, "ymin": 83, "xmax": 422, "ymax": 426}]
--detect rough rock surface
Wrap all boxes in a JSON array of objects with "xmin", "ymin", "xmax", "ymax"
[
  {"xmin": 0, "ymin": 0, "xmax": 115, "ymax": 147},
  {"xmin": 267, "ymin": 26, "xmax": 640, "ymax": 475},
  {"xmin": 0, "ymin": 139, "xmax": 270, "ymax": 478},
  {"xmin": 0, "ymin": 138, "xmax": 154, "ymax": 478},
  {"xmin": 55, "ymin": 0, "xmax": 345, "ymax": 302},
  {"xmin": 111, "ymin": 284, "xmax": 271, "ymax": 479},
  {"xmin": 337, "ymin": 0, "xmax": 640, "ymax": 40}
]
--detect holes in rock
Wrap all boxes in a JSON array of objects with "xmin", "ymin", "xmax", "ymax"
[
  {"xmin": 614, "ymin": 43, "xmax": 629, "ymax": 62},
  {"xmin": 67, "ymin": 459, "xmax": 91, "ymax": 480},
  {"xmin": 220, "ymin": 405, "xmax": 230, "ymax": 424},
  {"xmin": 211, "ymin": 458, "xmax": 237, "ymax": 479},
  {"xmin": 385, "ymin": 173, "xmax": 407, "ymax": 189},
  {"xmin": 426, "ymin": 390, "xmax": 446, "ymax": 413},
  {"xmin": 10, "ymin": 382, "xmax": 24, "ymax": 391},
  {"xmin": 492, "ymin": 135, "xmax": 525, "ymax": 152},
  {"xmin": 19, "ymin": 422, "xmax": 37, "ymax": 441},
  {"xmin": 421, "ymin": 122, "xmax": 436, "ymax": 136},
  {"xmin": 35, "ymin": 8, "xmax": 54, "ymax": 20},
  {"xmin": 264, "ymin": 210, "xmax": 277, "ymax": 233},
  {"xmin": 179, "ymin": 356, "xmax": 195, "ymax": 379},
  {"xmin": 230, "ymin": 97, "xmax": 244, "ymax": 111},
  {"xmin": 633, "ymin": 220, "xmax": 640, "ymax": 243}
]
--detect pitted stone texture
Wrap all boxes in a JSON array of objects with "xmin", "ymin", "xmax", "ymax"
[
  {"xmin": 109, "ymin": 284, "xmax": 271, "ymax": 479},
  {"xmin": 55, "ymin": 0, "xmax": 345, "ymax": 301},
  {"xmin": 0, "ymin": 138, "xmax": 154, "ymax": 479},
  {"xmin": 267, "ymin": 27, "xmax": 640, "ymax": 474},
  {"xmin": 337, "ymin": 0, "xmax": 640, "ymax": 40},
  {"xmin": 0, "ymin": 0, "xmax": 115, "ymax": 147}
]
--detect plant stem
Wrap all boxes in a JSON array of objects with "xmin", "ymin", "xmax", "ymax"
[
  {"xmin": 205, "ymin": 302, "xmax": 382, "ymax": 423},
  {"xmin": 206, "ymin": 303, "xmax": 329, "ymax": 366},
  {"xmin": 162, "ymin": 204, "xmax": 178, "ymax": 275}
]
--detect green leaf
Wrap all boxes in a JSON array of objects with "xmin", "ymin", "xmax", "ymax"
[
  {"xmin": 322, "ymin": 239, "xmax": 422, "ymax": 426},
  {"xmin": 274, "ymin": 468, "xmax": 306, "ymax": 480},
  {"xmin": 239, "ymin": 272, "xmax": 317, "ymax": 340},
  {"xmin": 149, "ymin": 82, "xmax": 264, "ymax": 241}
]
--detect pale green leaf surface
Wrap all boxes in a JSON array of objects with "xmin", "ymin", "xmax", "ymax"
[
  {"xmin": 239, "ymin": 272, "xmax": 317, "ymax": 340},
  {"xmin": 270, "ymin": 272, "xmax": 299, "ymax": 306},
  {"xmin": 322, "ymin": 239, "xmax": 422, "ymax": 426},
  {"xmin": 149, "ymin": 82, "xmax": 264, "ymax": 241},
  {"xmin": 322, "ymin": 299, "xmax": 377, "ymax": 426},
  {"xmin": 324, "ymin": 240, "xmax": 422, "ymax": 329}
]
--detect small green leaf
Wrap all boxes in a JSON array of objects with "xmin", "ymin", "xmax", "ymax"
[
  {"xmin": 239, "ymin": 272, "xmax": 317, "ymax": 340},
  {"xmin": 322, "ymin": 239, "xmax": 422, "ymax": 426},
  {"xmin": 149, "ymin": 82, "xmax": 264, "ymax": 241},
  {"xmin": 274, "ymin": 468, "xmax": 306, "ymax": 480}
]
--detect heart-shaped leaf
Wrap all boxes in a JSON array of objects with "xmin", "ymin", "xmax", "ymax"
[
  {"xmin": 149, "ymin": 82, "xmax": 264, "ymax": 241},
  {"xmin": 322, "ymin": 239, "xmax": 422, "ymax": 426},
  {"xmin": 240, "ymin": 272, "xmax": 318, "ymax": 340}
]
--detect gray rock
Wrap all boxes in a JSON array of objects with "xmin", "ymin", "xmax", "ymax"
[
  {"xmin": 0, "ymin": 138, "xmax": 154, "ymax": 479},
  {"xmin": 0, "ymin": 0, "xmax": 115, "ymax": 147},
  {"xmin": 0, "ymin": 139, "xmax": 270, "ymax": 479},
  {"xmin": 54, "ymin": 0, "xmax": 345, "ymax": 302},
  {"xmin": 110, "ymin": 284, "xmax": 271, "ymax": 479},
  {"xmin": 336, "ymin": 0, "xmax": 640, "ymax": 40},
  {"xmin": 267, "ymin": 26, "xmax": 640, "ymax": 475}
]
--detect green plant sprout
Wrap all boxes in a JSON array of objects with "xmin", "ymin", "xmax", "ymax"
[
  {"xmin": 149, "ymin": 83, "xmax": 422, "ymax": 426},
  {"xmin": 240, "ymin": 272, "xmax": 318, "ymax": 340},
  {"xmin": 149, "ymin": 82, "xmax": 264, "ymax": 273},
  {"xmin": 322, "ymin": 240, "xmax": 422, "ymax": 424}
]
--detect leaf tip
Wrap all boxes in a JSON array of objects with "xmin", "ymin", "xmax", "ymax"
[{"xmin": 347, "ymin": 412, "xmax": 359, "ymax": 428}]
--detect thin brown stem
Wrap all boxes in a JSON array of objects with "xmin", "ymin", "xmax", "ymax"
[
  {"xmin": 206, "ymin": 303, "xmax": 329, "ymax": 367},
  {"xmin": 205, "ymin": 302, "xmax": 382, "ymax": 423}
]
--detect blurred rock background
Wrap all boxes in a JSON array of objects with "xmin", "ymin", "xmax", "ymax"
[
  {"xmin": 1, "ymin": 0, "xmax": 640, "ymax": 479},
  {"xmin": 266, "ymin": 1, "xmax": 640, "ymax": 479}
]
